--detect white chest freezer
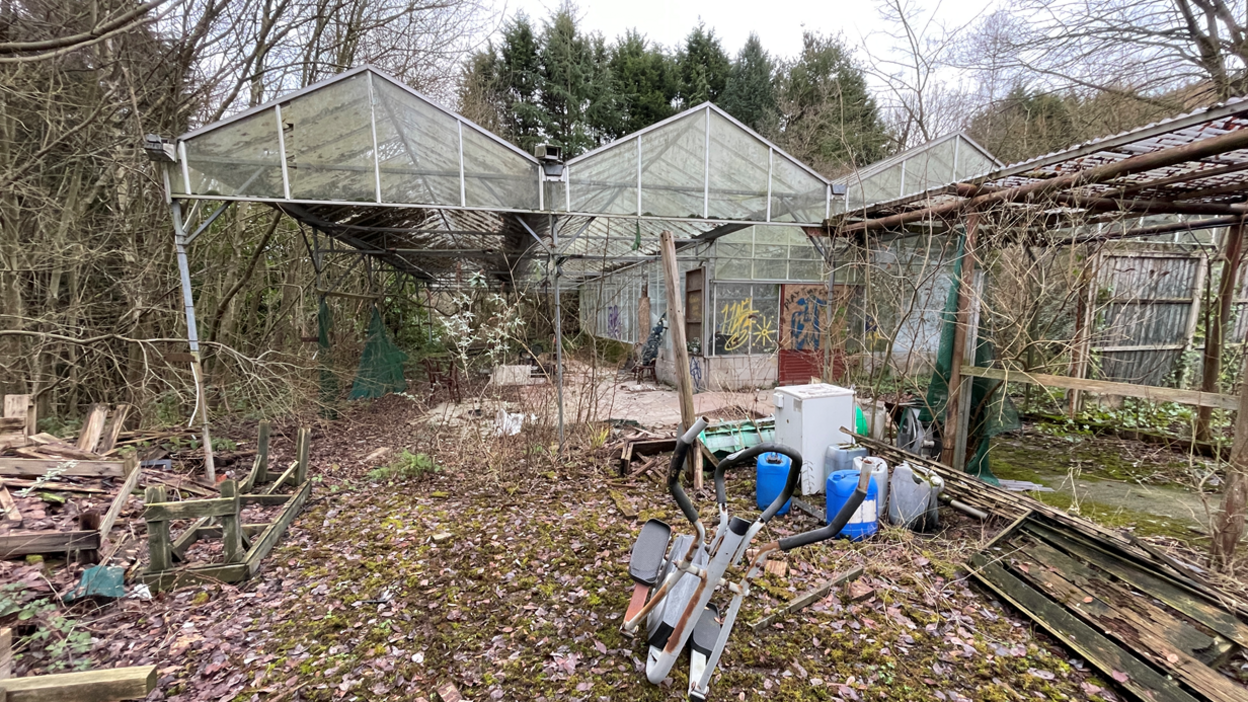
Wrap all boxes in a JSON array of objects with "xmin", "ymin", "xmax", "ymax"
[{"xmin": 772, "ymin": 383, "xmax": 856, "ymax": 495}]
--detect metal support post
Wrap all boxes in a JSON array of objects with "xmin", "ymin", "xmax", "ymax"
[
  {"xmin": 551, "ymin": 215, "xmax": 566, "ymax": 451},
  {"xmin": 171, "ymin": 200, "xmax": 216, "ymax": 481}
]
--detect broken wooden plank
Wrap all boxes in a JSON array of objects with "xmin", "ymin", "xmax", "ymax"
[
  {"xmin": 0, "ymin": 627, "xmax": 11, "ymax": 679},
  {"xmin": 144, "ymin": 486, "xmax": 171, "ymax": 572},
  {"xmin": 98, "ymin": 457, "xmax": 140, "ymax": 538},
  {"xmin": 240, "ymin": 493, "xmax": 293, "ymax": 506},
  {"xmin": 0, "ymin": 664, "xmax": 156, "ymax": 702},
  {"xmin": 265, "ymin": 461, "xmax": 298, "ymax": 495},
  {"xmin": 254, "ymin": 421, "xmax": 270, "ymax": 484},
  {"xmin": 3, "ymin": 395, "xmax": 34, "ymax": 436},
  {"xmin": 95, "ymin": 405, "xmax": 130, "ymax": 454},
  {"xmin": 219, "ymin": 480, "xmax": 244, "ymax": 564},
  {"xmin": 0, "ymin": 479, "xmax": 105, "ymax": 495},
  {"xmin": 433, "ymin": 682, "xmax": 463, "ymax": 702},
  {"xmin": 244, "ymin": 477, "xmax": 311, "ymax": 576},
  {"xmin": 75, "ymin": 404, "xmax": 109, "ymax": 453},
  {"xmin": 23, "ymin": 435, "xmax": 101, "ymax": 460},
  {"xmin": 0, "ymin": 418, "xmax": 22, "ymax": 432},
  {"xmin": 140, "ymin": 562, "xmax": 249, "ymax": 590},
  {"xmin": 0, "ymin": 486, "xmax": 20, "ymax": 525},
  {"xmin": 170, "ymin": 517, "xmax": 211, "ymax": 561},
  {"xmin": 608, "ymin": 490, "xmax": 638, "ymax": 519},
  {"xmin": 0, "ymin": 458, "xmax": 123, "ymax": 479},
  {"xmin": 960, "ymin": 365, "xmax": 1239, "ymax": 410},
  {"xmin": 1009, "ymin": 538, "xmax": 1245, "ymax": 702},
  {"xmin": 750, "ymin": 566, "xmax": 863, "ymax": 632},
  {"xmin": 144, "ymin": 497, "xmax": 236, "ymax": 522},
  {"xmin": 970, "ymin": 555, "xmax": 1201, "ymax": 702},
  {"xmin": 0, "ymin": 531, "xmax": 100, "ymax": 559},
  {"xmin": 1024, "ymin": 519, "xmax": 1248, "ymax": 648}
]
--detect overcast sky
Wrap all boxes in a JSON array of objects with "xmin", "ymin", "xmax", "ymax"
[{"xmin": 496, "ymin": 0, "xmax": 1000, "ymax": 61}]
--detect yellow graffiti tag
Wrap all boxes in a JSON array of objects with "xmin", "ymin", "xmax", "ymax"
[{"xmin": 719, "ymin": 298, "xmax": 776, "ymax": 352}]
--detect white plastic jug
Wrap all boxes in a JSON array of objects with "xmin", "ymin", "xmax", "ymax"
[{"xmin": 853, "ymin": 456, "xmax": 889, "ymax": 521}]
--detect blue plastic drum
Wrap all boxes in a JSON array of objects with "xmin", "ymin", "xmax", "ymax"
[
  {"xmin": 756, "ymin": 452, "xmax": 792, "ymax": 515},
  {"xmin": 826, "ymin": 469, "xmax": 879, "ymax": 541}
]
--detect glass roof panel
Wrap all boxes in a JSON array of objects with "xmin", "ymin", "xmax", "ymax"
[
  {"xmin": 640, "ymin": 111, "xmax": 706, "ymax": 217},
  {"xmin": 770, "ymin": 157, "xmax": 826, "ymax": 222},
  {"xmin": 282, "ymin": 72, "xmax": 376, "ymax": 202},
  {"xmin": 184, "ymin": 108, "xmax": 284, "ymax": 198},
  {"xmin": 372, "ymin": 76, "xmax": 462, "ymax": 206},
  {"xmin": 568, "ymin": 139, "xmax": 638, "ymax": 215},
  {"xmin": 462, "ymin": 126, "xmax": 540, "ymax": 210},
  {"xmin": 707, "ymin": 111, "xmax": 769, "ymax": 220}
]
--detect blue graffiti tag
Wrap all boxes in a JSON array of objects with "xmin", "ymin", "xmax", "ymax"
[{"xmin": 689, "ymin": 356, "xmax": 704, "ymax": 392}]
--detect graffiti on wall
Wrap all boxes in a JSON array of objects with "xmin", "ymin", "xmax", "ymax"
[
  {"xmin": 781, "ymin": 284, "xmax": 827, "ymax": 351},
  {"xmin": 718, "ymin": 298, "xmax": 776, "ymax": 352},
  {"xmin": 689, "ymin": 356, "xmax": 704, "ymax": 392},
  {"xmin": 606, "ymin": 305, "xmax": 622, "ymax": 339}
]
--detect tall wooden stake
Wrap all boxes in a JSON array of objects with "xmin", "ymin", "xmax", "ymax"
[
  {"xmin": 1212, "ymin": 347, "xmax": 1248, "ymax": 569},
  {"xmin": 660, "ymin": 231, "xmax": 702, "ymax": 489},
  {"xmin": 941, "ymin": 212, "xmax": 978, "ymax": 468},
  {"xmin": 1198, "ymin": 219, "xmax": 1245, "ymax": 441}
]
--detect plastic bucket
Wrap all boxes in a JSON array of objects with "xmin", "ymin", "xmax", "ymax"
[
  {"xmin": 853, "ymin": 456, "xmax": 889, "ymax": 522},
  {"xmin": 826, "ymin": 468, "xmax": 879, "ymax": 541},
  {"xmin": 756, "ymin": 452, "xmax": 792, "ymax": 515}
]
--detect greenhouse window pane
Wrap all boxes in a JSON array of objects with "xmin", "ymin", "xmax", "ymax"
[
  {"xmin": 462, "ymin": 127, "xmax": 540, "ymax": 210},
  {"xmin": 640, "ymin": 112, "xmax": 706, "ymax": 218},
  {"xmin": 770, "ymin": 157, "xmax": 825, "ymax": 223},
  {"xmin": 789, "ymin": 258, "xmax": 823, "ymax": 281},
  {"xmin": 955, "ymin": 146, "xmax": 997, "ymax": 181},
  {"xmin": 569, "ymin": 140, "xmax": 638, "ymax": 214},
  {"xmin": 282, "ymin": 73, "xmax": 376, "ymax": 202},
  {"xmin": 372, "ymin": 78, "xmax": 461, "ymax": 206},
  {"xmin": 184, "ymin": 108, "xmax": 284, "ymax": 198},
  {"xmin": 707, "ymin": 111, "xmax": 768, "ymax": 220},
  {"xmin": 753, "ymin": 248, "xmax": 788, "ymax": 280},
  {"xmin": 920, "ymin": 139, "xmax": 957, "ymax": 192}
]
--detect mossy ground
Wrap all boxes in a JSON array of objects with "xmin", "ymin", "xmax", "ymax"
[{"xmin": 197, "ymin": 407, "xmax": 1109, "ymax": 701}]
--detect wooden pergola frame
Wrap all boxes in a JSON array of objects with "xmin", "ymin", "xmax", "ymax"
[{"xmin": 822, "ymin": 97, "xmax": 1248, "ymax": 564}]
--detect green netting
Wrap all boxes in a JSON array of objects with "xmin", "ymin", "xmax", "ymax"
[
  {"xmin": 349, "ymin": 307, "xmax": 408, "ymax": 399},
  {"xmin": 918, "ymin": 233, "xmax": 1019, "ymax": 484}
]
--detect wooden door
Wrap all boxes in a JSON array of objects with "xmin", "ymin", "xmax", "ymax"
[
  {"xmin": 685, "ymin": 268, "xmax": 704, "ymax": 356},
  {"xmin": 779, "ymin": 284, "xmax": 851, "ymax": 384}
]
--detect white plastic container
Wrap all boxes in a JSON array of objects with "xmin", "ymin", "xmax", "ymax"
[
  {"xmin": 854, "ymin": 456, "xmax": 889, "ymax": 521},
  {"xmin": 773, "ymin": 383, "xmax": 856, "ymax": 495}
]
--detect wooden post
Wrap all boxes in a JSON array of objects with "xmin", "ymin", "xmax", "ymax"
[
  {"xmin": 0, "ymin": 626, "xmax": 11, "ymax": 679},
  {"xmin": 1198, "ymin": 219, "xmax": 1245, "ymax": 441},
  {"xmin": 1212, "ymin": 347, "xmax": 1248, "ymax": 569},
  {"xmin": 1068, "ymin": 254, "xmax": 1099, "ymax": 417},
  {"xmin": 255, "ymin": 420, "xmax": 271, "ymax": 483},
  {"xmin": 294, "ymin": 427, "xmax": 310, "ymax": 485},
  {"xmin": 219, "ymin": 480, "xmax": 243, "ymax": 563},
  {"xmin": 953, "ymin": 268, "xmax": 984, "ymax": 471},
  {"xmin": 144, "ymin": 485, "xmax": 171, "ymax": 572},
  {"xmin": 659, "ymin": 231, "xmax": 702, "ymax": 489},
  {"xmin": 941, "ymin": 212, "xmax": 978, "ymax": 468}
]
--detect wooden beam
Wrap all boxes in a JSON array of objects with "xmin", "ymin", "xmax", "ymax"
[
  {"xmin": 244, "ymin": 477, "xmax": 312, "ymax": 575},
  {"xmin": 144, "ymin": 486, "xmax": 171, "ymax": 572},
  {"xmin": 659, "ymin": 231, "xmax": 702, "ymax": 489},
  {"xmin": 265, "ymin": 461, "xmax": 298, "ymax": 494},
  {"xmin": 1212, "ymin": 344, "xmax": 1248, "ymax": 568},
  {"xmin": 941, "ymin": 212, "xmax": 978, "ymax": 466},
  {"xmin": 0, "ymin": 665, "xmax": 156, "ymax": 702},
  {"xmin": 0, "ymin": 531, "xmax": 99, "ymax": 559},
  {"xmin": 750, "ymin": 566, "xmax": 863, "ymax": 631},
  {"xmin": 254, "ymin": 421, "xmax": 270, "ymax": 484},
  {"xmin": 141, "ymin": 562, "xmax": 249, "ymax": 590},
  {"xmin": 0, "ymin": 458, "xmax": 124, "ymax": 479},
  {"xmin": 98, "ymin": 457, "xmax": 140, "ymax": 538},
  {"xmin": 1199, "ymin": 219, "xmax": 1245, "ymax": 440},
  {"xmin": 959, "ymin": 365, "xmax": 1240, "ymax": 410},
  {"xmin": 294, "ymin": 428, "xmax": 309, "ymax": 485},
  {"xmin": 3, "ymin": 395, "xmax": 34, "ymax": 437},
  {"xmin": 0, "ymin": 627, "xmax": 11, "ymax": 680},
  {"xmin": 838, "ymin": 124, "xmax": 1248, "ymax": 235},
  {"xmin": 144, "ymin": 497, "xmax": 236, "ymax": 522}
]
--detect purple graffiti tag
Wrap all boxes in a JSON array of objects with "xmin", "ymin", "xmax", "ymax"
[{"xmin": 606, "ymin": 305, "xmax": 622, "ymax": 338}]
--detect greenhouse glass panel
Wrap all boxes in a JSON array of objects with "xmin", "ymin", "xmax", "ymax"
[
  {"xmin": 282, "ymin": 73, "xmax": 376, "ymax": 202},
  {"xmin": 184, "ymin": 108, "xmax": 284, "ymax": 198},
  {"xmin": 770, "ymin": 157, "xmax": 825, "ymax": 223},
  {"xmin": 712, "ymin": 283, "xmax": 779, "ymax": 355},
  {"xmin": 640, "ymin": 112, "xmax": 706, "ymax": 217},
  {"xmin": 707, "ymin": 111, "xmax": 769, "ymax": 220},
  {"xmin": 920, "ymin": 139, "xmax": 957, "ymax": 191},
  {"xmin": 568, "ymin": 139, "xmax": 638, "ymax": 214},
  {"xmin": 789, "ymin": 258, "xmax": 822, "ymax": 281},
  {"xmin": 955, "ymin": 145, "xmax": 997, "ymax": 181},
  {"xmin": 754, "ymin": 245, "xmax": 788, "ymax": 280},
  {"xmin": 716, "ymin": 240, "xmax": 752, "ymax": 279},
  {"xmin": 462, "ymin": 127, "xmax": 540, "ymax": 210},
  {"xmin": 372, "ymin": 78, "xmax": 462, "ymax": 206}
]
